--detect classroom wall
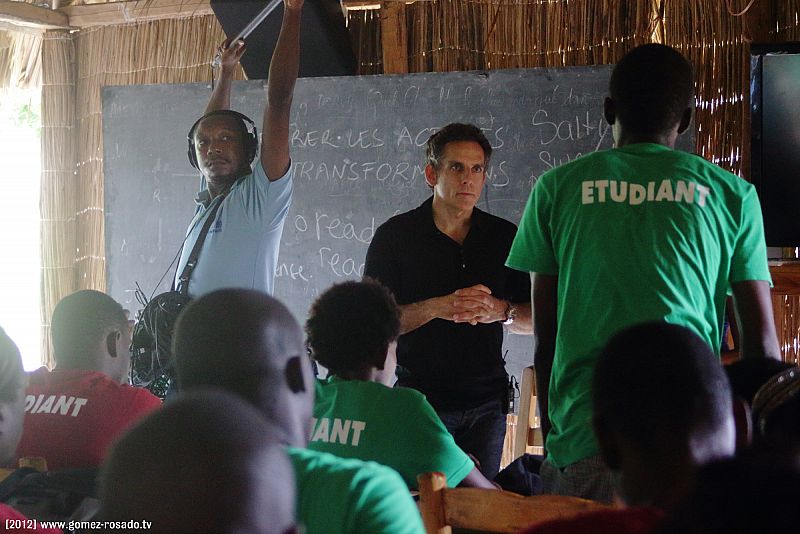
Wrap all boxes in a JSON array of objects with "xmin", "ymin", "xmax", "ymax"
[{"xmin": 36, "ymin": 0, "xmax": 800, "ymax": 366}]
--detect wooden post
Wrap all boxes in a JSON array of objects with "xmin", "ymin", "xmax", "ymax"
[{"xmin": 380, "ymin": 1, "xmax": 408, "ymax": 74}]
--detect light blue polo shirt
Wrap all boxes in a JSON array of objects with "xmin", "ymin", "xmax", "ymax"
[{"xmin": 174, "ymin": 160, "xmax": 292, "ymax": 297}]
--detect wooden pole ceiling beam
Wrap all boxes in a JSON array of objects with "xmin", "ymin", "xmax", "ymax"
[
  {"xmin": 342, "ymin": 0, "xmax": 424, "ymax": 10},
  {"xmin": 59, "ymin": 0, "xmax": 213, "ymax": 28},
  {"xmin": 0, "ymin": 0, "xmax": 70, "ymax": 30},
  {"xmin": 380, "ymin": 1, "xmax": 408, "ymax": 74}
]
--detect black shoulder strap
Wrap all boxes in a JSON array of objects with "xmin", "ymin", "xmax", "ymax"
[{"xmin": 175, "ymin": 196, "xmax": 223, "ymax": 296}]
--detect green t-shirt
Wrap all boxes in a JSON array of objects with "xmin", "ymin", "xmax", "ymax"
[
  {"xmin": 506, "ymin": 143, "xmax": 771, "ymax": 468},
  {"xmin": 288, "ymin": 447, "xmax": 424, "ymax": 534},
  {"xmin": 310, "ymin": 377, "xmax": 474, "ymax": 489}
]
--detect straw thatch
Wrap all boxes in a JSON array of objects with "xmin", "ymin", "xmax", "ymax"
[
  {"xmin": 0, "ymin": 30, "xmax": 42, "ymax": 91},
  {"xmin": 347, "ymin": 7, "xmax": 382, "ymax": 75},
  {"xmin": 40, "ymin": 30, "xmax": 76, "ymax": 366},
  {"xmin": 406, "ymin": 0, "xmax": 655, "ymax": 72}
]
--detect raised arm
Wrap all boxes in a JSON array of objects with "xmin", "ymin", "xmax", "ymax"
[
  {"xmin": 261, "ymin": 0, "xmax": 303, "ymax": 180},
  {"xmin": 206, "ymin": 39, "xmax": 247, "ymax": 114},
  {"xmin": 731, "ymin": 280, "xmax": 781, "ymax": 360}
]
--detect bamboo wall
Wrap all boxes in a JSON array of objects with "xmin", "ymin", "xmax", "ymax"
[
  {"xmin": 34, "ymin": 0, "xmax": 800, "ymax": 365},
  {"xmin": 40, "ymin": 31, "xmax": 76, "ymax": 366}
]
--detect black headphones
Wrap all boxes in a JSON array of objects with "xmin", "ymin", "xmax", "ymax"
[{"xmin": 187, "ymin": 109, "xmax": 259, "ymax": 170}]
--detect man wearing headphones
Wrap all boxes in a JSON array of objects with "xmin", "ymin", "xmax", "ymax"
[{"xmin": 176, "ymin": 0, "xmax": 302, "ymax": 298}]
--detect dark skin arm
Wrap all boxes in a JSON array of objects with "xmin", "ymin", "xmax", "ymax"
[
  {"xmin": 261, "ymin": 0, "xmax": 303, "ymax": 181},
  {"xmin": 731, "ymin": 280, "xmax": 781, "ymax": 360},
  {"xmin": 205, "ymin": 39, "xmax": 246, "ymax": 114},
  {"xmin": 459, "ymin": 466, "xmax": 499, "ymax": 490},
  {"xmin": 532, "ymin": 273, "xmax": 558, "ymax": 451}
]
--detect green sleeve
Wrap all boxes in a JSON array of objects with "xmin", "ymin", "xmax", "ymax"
[
  {"xmin": 289, "ymin": 447, "xmax": 423, "ymax": 534},
  {"xmin": 506, "ymin": 173, "xmax": 558, "ymax": 275},
  {"xmin": 396, "ymin": 392, "xmax": 474, "ymax": 488},
  {"xmin": 348, "ymin": 462, "xmax": 425, "ymax": 534},
  {"xmin": 730, "ymin": 186, "xmax": 771, "ymax": 284}
]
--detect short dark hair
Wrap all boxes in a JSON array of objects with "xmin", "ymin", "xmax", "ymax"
[
  {"xmin": 593, "ymin": 321, "xmax": 731, "ymax": 449},
  {"xmin": 609, "ymin": 44, "xmax": 694, "ymax": 137},
  {"xmin": 51, "ymin": 290, "xmax": 127, "ymax": 367},
  {"xmin": 0, "ymin": 327, "xmax": 24, "ymax": 403},
  {"xmin": 100, "ymin": 390, "xmax": 295, "ymax": 533},
  {"xmin": 425, "ymin": 123, "xmax": 492, "ymax": 169},
  {"xmin": 306, "ymin": 279, "xmax": 400, "ymax": 375},
  {"xmin": 174, "ymin": 289, "xmax": 303, "ymax": 403}
]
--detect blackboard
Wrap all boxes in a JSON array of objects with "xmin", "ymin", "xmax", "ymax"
[{"xmin": 103, "ymin": 68, "xmax": 694, "ymax": 389}]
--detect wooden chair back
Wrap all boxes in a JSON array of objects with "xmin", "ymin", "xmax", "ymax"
[
  {"xmin": 513, "ymin": 366, "xmax": 544, "ymax": 460},
  {"xmin": 417, "ymin": 472, "xmax": 611, "ymax": 534}
]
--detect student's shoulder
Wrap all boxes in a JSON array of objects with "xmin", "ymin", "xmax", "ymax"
[
  {"xmin": 288, "ymin": 447, "xmax": 405, "ymax": 488},
  {"xmin": 391, "ymin": 384, "xmax": 433, "ymax": 408},
  {"xmin": 110, "ymin": 382, "xmax": 162, "ymax": 410},
  {"xmin": 679, "ymin": 151, "xmax": 754, "ymax": 194}
]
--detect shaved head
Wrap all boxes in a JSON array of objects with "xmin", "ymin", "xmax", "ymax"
[
  {"xmin": 593, "ymin": 321, "xmax": 735, "ymax": 507},
  {"xmin": 173, "ymin": 289, "xmax": 313, "ymax": 447},
  {"xmin": 100, "ymin": 390, "xmax": 296, "ymax": 534}
]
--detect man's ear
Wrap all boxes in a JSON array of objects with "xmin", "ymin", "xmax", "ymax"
[
  {"xmin": 285, "ymin": 356, "xmax": 307, "ymax": 394},
  {"xmin": 106, "ymin": 331, "xmax": 120, "ymax": 358},
  {"xmin": 677, "ymin": 107, "xmax": 692, "ymax": 134},
  {"xmin": 424, "ymin": 164, "xmax": 438, "ymax": 188},
  {"xmin": 594, "ymin": 415, "xmax": 621, "ymax": 470}
]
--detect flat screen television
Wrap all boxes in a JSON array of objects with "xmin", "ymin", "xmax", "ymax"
[{"xmin": 750, "ymin": 43, "xmax": 800, "ymax": 251}]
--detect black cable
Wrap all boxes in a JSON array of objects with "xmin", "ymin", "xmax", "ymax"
[
  {"xmin": 130, "ymin": 60, "xmax": 219, "ymax": 398},
  {"xmin": 131, "ymin": 197, "xmax": 211, "ymax": 398}
]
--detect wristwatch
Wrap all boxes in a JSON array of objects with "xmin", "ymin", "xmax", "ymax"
[{"xmin": 503, "ymin": 301, "xmax": 517, "ymax": 325}]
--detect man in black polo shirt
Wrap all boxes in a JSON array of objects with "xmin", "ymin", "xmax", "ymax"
[{"xmin": 364, "ymin": 123, "xmax": 532, "ymax": 478}]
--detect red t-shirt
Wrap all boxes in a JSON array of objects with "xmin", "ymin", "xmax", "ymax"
[
  {"xmin": 0, "ymin": 503, "xmax": 62, "ymax": 533},
  {"xmin": 15, "ymin": 368, "xmax": 161, "ymax": 470},
  {"xmin": 519, "ymin": 507, "xmax": 665, "ymax": 534}
]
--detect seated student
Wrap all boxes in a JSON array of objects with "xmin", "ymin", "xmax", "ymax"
[
  {"xmin": 521, "ymin": 322, "xmax": 735, "ymax": 534},
  {"xmin": 99, "ymin": 390, "xmax": 297, "ymax": 534},
  {"xmin": 173, "ymin": 289, "xmax": 424, "ymax": 534},
  {"xmin": 0, "ymin": 328, "xmax": 60, "ymax": 533},
  {"xmin": 15, "ymin": 290, "xmax": 161, "ymax": 470},
  {"xmin": 305, "ymin": 279, "xmax": 496, "ymax": 489}
]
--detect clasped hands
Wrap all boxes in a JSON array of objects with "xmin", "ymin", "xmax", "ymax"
[{"xmin": 440, "ymin": 284, "xmax": 506, "ymax": 326}]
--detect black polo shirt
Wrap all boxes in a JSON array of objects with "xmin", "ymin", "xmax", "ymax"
[{"xmin": 365, "ymin": 197, "xmax": 531, "ymax": 410}]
